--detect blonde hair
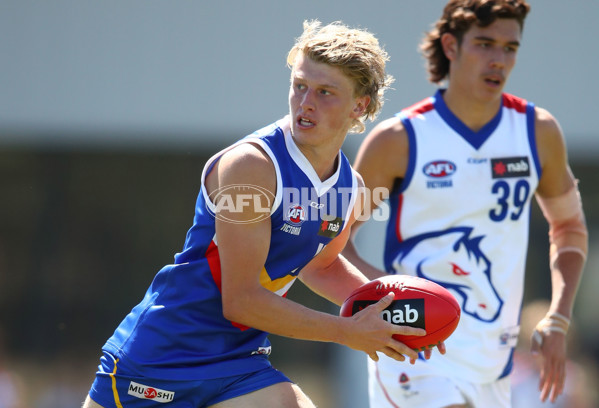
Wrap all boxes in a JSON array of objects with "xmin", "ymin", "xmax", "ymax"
[{"xmin": 287, "ymin": 20, "xmax": 394, "ymax": 133}]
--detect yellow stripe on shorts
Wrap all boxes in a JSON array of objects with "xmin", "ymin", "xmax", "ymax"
[{"xmin": 109, "ymin": 358, "xmax": 124, "ymax": 408}]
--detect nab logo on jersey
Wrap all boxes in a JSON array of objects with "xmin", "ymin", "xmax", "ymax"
[
  {"xmin": 491, "ymin": 156, "xmax": 530, "ymax": 178},
  {"xmin": 286, "ymin": 204, "xmax": 306, "ymax": 225},
  {"xmin": 423, "ymin": 160, "xmax": 456, "ymax": 178},
  {"xmin": 318, "ymin": 217, "xmax": 342, "ymax": 238}
]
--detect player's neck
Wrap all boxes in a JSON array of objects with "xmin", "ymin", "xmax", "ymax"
[
  {"xmin": 442, "ymin": 86, "xmax": 503, "ymax": 133},
  {"xmin": 292, "ymin": 136, "xmax": 340, "ymax": 181}
]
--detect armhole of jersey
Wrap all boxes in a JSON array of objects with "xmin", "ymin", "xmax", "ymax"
[
  {"xmin": 399, "ymin": 113, "xmax": 417, "ymax": 193},
  {"xmin": 200, "ymin": 147, "xmax": 230, "ymax": 214},
  {"xmin": 341, "ymin": 169, "xmax": 359, "ymax": 232},
  {"xmin": 526, "ymin": 102, "xmax": 542, "ymax": 181},
  {"xmin": 200, "ymin": 138, "xmax": 283, "ymax": 215},
  {"xmin": 244, "ymin": 138, "xmax": 283, "ymax": 215}
]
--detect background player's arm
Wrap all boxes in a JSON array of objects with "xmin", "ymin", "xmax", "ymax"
[
  {"xmin": 298, "ymin": 173, "xmax": 425, "ymax": 362},
  {"xmin": 298, "ymin": 174, "xmax": 370, "ymax": 306},
  {"xmin": 342, "ymin": 117, "xmax": 409, "ymax": 280},
  {"xmin": 533, "ymin": 107, "xmax": 588, "ymax": 403},
  {"xmin": 339, "ymin": 118, "xmax": 445, "ymax": 360},
  {"xmin": 535, "ymin": 107, "xmax": 586, "ymax": 317},
  {"xmin": 209, "ymin": 143, "xmax": 422, "ymax": 362}
]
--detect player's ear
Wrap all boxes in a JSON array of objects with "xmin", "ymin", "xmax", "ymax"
[
  {"xmin": 441, "ymin": 32, "xmax": 459, "ymax": 61},
  {"xmin": 352, "ymin": 95, "xmax": 370, "ymax": 118}
]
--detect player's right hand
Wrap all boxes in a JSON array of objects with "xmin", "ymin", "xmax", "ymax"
[{"xmin": 343, "ymin": 292, "xmax": 426, "ymax": 362}]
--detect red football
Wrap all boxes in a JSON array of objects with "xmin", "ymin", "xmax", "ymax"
[{"xmin": 340, "ymin": 275, "xmax": 460, "ymax": 351}]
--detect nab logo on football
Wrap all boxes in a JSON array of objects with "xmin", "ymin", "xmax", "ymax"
[
  {"xmin": 423, "ymin": 160, "xmax": 456, "ymax": 178},
  {"xmin": 352, "ymin": 299, "xmax": 425, "ymax": 329},
  {"xmin": 286, "ymin": 204, "xmax": 306, "ymax": 225}
]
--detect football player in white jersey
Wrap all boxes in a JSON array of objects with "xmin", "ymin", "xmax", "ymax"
[
  {"xmin": 82, "ymin": 20, "xmax": 429, "ymax": 408},
  {"xmin": 343, "ymin": 1, "xmax": 587, "ymax": 407}
]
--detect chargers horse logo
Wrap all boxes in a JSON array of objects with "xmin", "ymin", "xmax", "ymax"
[{"xmin": 391, "ymin": 227, "xmax": 503, "ymax": 322}]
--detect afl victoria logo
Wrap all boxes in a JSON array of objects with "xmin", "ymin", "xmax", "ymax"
[
  {"xmin": 423, "ymin": 160, "xmax": 456, "ymax": 178},
  {"xmin": 286, "ymin": 204, "xmax": 306, "ymax": 225}
]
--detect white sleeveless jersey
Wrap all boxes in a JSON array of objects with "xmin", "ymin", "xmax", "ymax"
[{"xmin": 382, "ymin": 90, "xmax": 541, "ymax": 383}]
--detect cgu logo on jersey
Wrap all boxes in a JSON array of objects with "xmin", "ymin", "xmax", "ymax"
[
  {"xmin": 351, "ymin": 299, "xmax": 425, "ymax": 329},
  {"xmin": 318, "ymin": 217, "xmax": 342, "ymax": 238},
  {"xmin": 128, "ymin": 382, "xmax": 174, "ymax": 403},
  {"xmin": 491, "ymin": 156, "xmax": 530, "ymax": 178}
]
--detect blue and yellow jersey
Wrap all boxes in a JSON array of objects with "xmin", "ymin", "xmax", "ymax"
[{"xmin": 103, "ymin": 116, "xmax": 358, "ymax": 380}]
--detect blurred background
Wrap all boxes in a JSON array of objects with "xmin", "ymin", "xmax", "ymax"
[{"xmin": 1, "ymin": 0, "xmax": 597, "ymax": 407}]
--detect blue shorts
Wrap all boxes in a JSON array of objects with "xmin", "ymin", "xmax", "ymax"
[{"xmin": 88, "ymin": 352, "xmax": 292, "ymax": 407}]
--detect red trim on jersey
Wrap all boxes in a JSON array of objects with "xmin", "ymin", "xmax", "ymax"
[
  {"xmin": 395, "ymin": 193, "xmax": 404, "ymax": 243},
  {"xmin": 206, "ymin": 240, "xmax": 222, "ymax": 289},
  {"xmin": 206, "ymin": 240, "xmax": 251, "ymax": 331},
  {"xmin": 402, "ymin": 97, "xmax": 435, "ymax": 119},
  {"xmin": 375, "ymin": 362, "xmax": 402, "ymax": 408},
  {"xmin": 502, "ymin": 93, "xmax": 528, "ymax": 113}
]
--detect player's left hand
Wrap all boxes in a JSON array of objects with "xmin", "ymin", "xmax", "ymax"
[
  {"xmin": 531, "ymin": 329, "xmax": 567, "ymax": 403},
  {"xmin": 408, "ymin": 340, "xmax": 446, "ymax": 364}
]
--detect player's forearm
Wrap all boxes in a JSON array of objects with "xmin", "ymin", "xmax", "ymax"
[
  {"xmin": 299, "ymin": 255, "xmax": 369, "ymax": 305},
  {"xmin": 222, "ymin": 285, "xmax": 351, "ymax": 344},
  {"xmin": 535, "ymin": 183, "xmax": 587, "ymax": 319},
  {"xmin": 548, "ymin": 251, "xmax": 585, "ymax": 318}
]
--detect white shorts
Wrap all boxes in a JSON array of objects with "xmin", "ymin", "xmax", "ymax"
[{"xmin": 368, "ymin": 356, "xmax": 511, "ymax": 408}]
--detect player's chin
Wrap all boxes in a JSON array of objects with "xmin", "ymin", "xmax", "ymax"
[{"xmin": 480, "ymin": 82, "xmax": 504, "ymax": 100}]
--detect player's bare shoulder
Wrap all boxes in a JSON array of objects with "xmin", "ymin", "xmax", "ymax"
[
  {"xmin": 222, "ymin": 142, "xmax": 273, "ymax": 173},
  {"xmin": 354, "ymin": 116, "xmax": 409, "ymax": 182},
  {"xmin": 535, "ymin": 107, "xmax": 563, "ymax": 140},
  {"xmin": 205, "ymin": 142, "xmax": 276, "ymax": 200},
  {"xmin": 534, "ymin": 106, "xmax": 568, "ymax": 167},
  {"xmin": 358, "ymin": 116, "xmax": 408, "ymax": 159}
]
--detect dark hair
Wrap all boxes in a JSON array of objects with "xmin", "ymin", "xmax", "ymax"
[{"xmin": 420, "ymin": 0, "xmax": 530, "ymax": 83}]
